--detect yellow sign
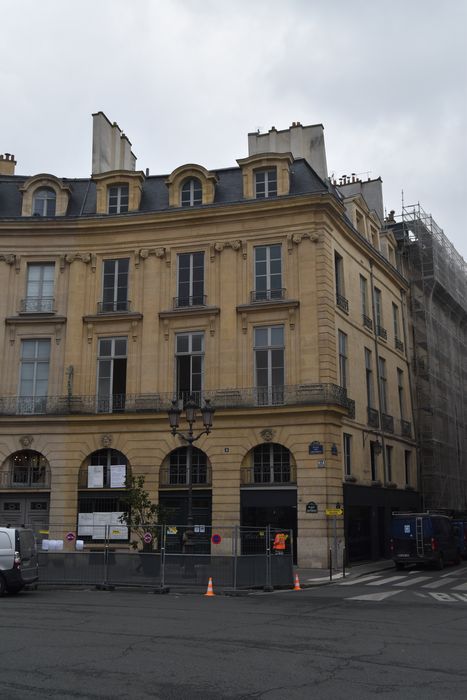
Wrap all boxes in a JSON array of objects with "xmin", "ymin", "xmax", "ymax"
[
  {"xmin": 167, "ymin": 526, "xmax": 178, "ymax": 535},
  {"xmin": 325, "ymin": 508, "xmax": 344, "ymax": 516}
]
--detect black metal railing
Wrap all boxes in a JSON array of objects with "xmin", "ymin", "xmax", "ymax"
[
  {"xmin": 362, "ymin": 315, "xmax": 373, "ymax": 331},
  {"xmin": 395, "ymin": 337, "xmax": 404, "ymax": 352},
  {"xmin": 97, "ymin": 300, "xmax": 131, "ymax": 313},
  {"xmin": 20, "ymin": 297, "xmax": 55, "ymax": 314},
  {"xmin": 336, "ymin": 294, "xmax": 349, "ymax": 313},
  {"xmin": 367, "ymin": 407, "xmax": 379, "ymax": 428},
  {"xmin": 381, "ymin": 413, "xmax": 394, "ymax": 433},
  {"xmin": 376, "ymin": 325, "xmax": 387, "ymax": 340},
  {"xmin": 400, "ymin": 419, "xmax": 412, "ymax": 438},
  {"xmin": 0, "ymin": 384, "xmax": 354, "ymax": 416},
  {"xmin": 173, "ymin": 295, "xmax": 207, "ymax": 309},
  {"xmin": 250, "ymin": 289, "xmax": 286, "ymax": 303},
  {"xmin": 240, "ymin": 463, "xmax": 297, "ymax": 486},
  {"xmin": 159, "ymin": 465, "xmax": 212, "ymax": 488},
  {"xmin": 0, "ymin": 469, "xmax": 51, "ymax": 489}
]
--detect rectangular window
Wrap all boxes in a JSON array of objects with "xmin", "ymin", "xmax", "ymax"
[
  {"xmin": 19, "ymin": 339, "xmax": 51, "ymax": 414},
  {"xmin": 338, "ymin": 330, "xmax": 348, "ymax": 389},
  {"xmin": 392, "ymin": 303, "xmax": 400, "ymax": 339},
  {"xmin": 374, "ymin": 287, "xmax": 384, "ymax": 333},
  {"xmin": 254, "ymin": 325, "xmax": 284, "ymax": 406},
  {"xmin": 177, "ymin": 252, "xmax": 205, "ymax": 307},
  {"xmin": 397, "ymin": 368, "xmax": 405, "ymax": 419},
  {"xmin": 365, "ymin": 348, "xmax": 374, "ymax": 408},
  {"xmin": 343, "ymin": 433, "xmax": 352, "ymax": 477},
  {"xmin": 102, "ymin": 259, "xmax": 129, "ymax": 312},
  {"xmin": 386, "ymin": 445, "xmax": 393, "ymax": 483},
  {"xmin": 254, "ymin": 168, "xmax": 277, "ymax": 198},
  {"xmin": 24, "ymin": 263, "xmax": 55, "ymax": 313},
  {"xmin": 97, "ymin": 337, "xmax": 127, "ymax": 413},
  {"xmin": 404, "ymin": 451, "xmax": 411, "ymax": 486},
  {"xmin": 334, "ymin": 252, "xmax": 344, "ymax": 297},
  {"xmin": 108, "ymin": 185, "xmax": 129, "ymax": 214},
  {"xmin": 360, "ymin": 275, "xmax": 368, "ymax": 318},
  {"xmin": 176, "ymin": 332, "xmax": 204, "ymax": 403},
  {"xmin": 370, "ymin": 442, "xmax": 379, "ymax": 481},
  {"xmin": 254, "ymin": 244, "xmax": 282, "ymax": 301},
  {"xmin": 378, "ymin": 356, "xmax": 387, "ymax": 414}
]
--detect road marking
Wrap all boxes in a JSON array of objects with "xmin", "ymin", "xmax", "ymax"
[
  {"xmin": 394, "ymin": 576, "xmax": 431, "ymax": 587},
  {"xmin": 346, "ymin": 590, "xmax": 403, "ymax": 602},
  {"xmin": 339, "ymin": 574, "xmax": 381, "ymax": 586},
  {"xmin": 367, "ymin": 576, "xmax": 406, "ymax": 586},
  {"xmin": 422, "ymin": 579, "xmax": 455, "ymax": 589},
  {"xmin": 452, "ymin": 581, "xmax": 467, "ymax": 591}
]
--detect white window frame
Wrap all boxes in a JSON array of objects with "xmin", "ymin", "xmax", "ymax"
[
  {"xmin": 18, "ymin": 339, "xmax": 51, "ymax": 414},
  {"xmin": 254, "ymin": 244, "xmax": 282, "ymax": 301},
  {"xmin": 108, "ymin": 185, "xmax": 129, "ymax": 214},
  {"xmin": 25, "ymin": 263, "xmax": 55, "ymax": 313},
  {"xmin": 254, "ymin": 168, "xmax": 277, "ymax": 198},
  {"xmin": 254, "ymin": 325, "xmax": 285, "ymax": 405},
  {"xmin": 180, "ymin": 178, "xmax": 202, "ymax": 207},
  {"xmin": 176, "ymin": 252, "xmax": 205, "ymax": 307},
  {"xmin": 96, "ymin": 337, "xmax": 128, "ymax": 413}
]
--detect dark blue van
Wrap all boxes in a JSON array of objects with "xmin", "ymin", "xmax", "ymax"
[
  {"xmin": 390, "ymin": 513, "xmax": 461, "ymax": 570},
  {"xmin": 452, "ymin": 520, "xmax": 467, "ymax": 560}
]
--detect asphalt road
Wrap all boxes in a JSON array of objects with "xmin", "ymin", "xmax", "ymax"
[{"xmin": 1, "ymin": 564, "xmax": 467, "ymax": 700}]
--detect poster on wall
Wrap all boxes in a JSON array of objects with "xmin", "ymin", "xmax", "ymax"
[
  {"xmin": 87, "ymin": 465, "xmax": 104, "ymax": 488},
  {"xmin": 109, "ymin": 512, "xmax": 128, "ymax": 540},
  {"xmin": 92, "ymin": 512, "xmax": 112, "ymax": 540},
  {"xmin": 110, "ymin": 465, "xmax": 126, "ymax": 488},
  {"xmin": 77, "ymin": 513, "xmax": 94, "ymax": 536}
]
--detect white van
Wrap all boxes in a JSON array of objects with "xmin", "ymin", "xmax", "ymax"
[{"xmin": 0, "ymin": 527, "xmax": 39, "ymax": 595}]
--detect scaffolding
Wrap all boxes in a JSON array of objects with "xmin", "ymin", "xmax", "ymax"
[{"xmin": 395, "ymin": 204, "xmax": 467, "ymax": 512}]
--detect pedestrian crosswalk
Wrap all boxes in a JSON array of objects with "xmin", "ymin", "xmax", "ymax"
[{"xmin": 339, "ymin": 567, "xmax": 467, "ymax": 602}]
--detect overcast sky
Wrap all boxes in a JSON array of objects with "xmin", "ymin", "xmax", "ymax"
[{"xmin": 2, "ymin": 0, "xmax": 466, "ymax": 258}]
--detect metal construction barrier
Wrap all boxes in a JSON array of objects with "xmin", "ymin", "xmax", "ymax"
[{"xmin": 37, "ymin": 524, "xmax": 294, "ymax": 592}]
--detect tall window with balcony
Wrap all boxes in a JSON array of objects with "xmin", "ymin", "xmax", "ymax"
[
  {"xmin": 176, "ymin": 332, "xmax": 204, "ymax": 404},
  {"xmin": 108, "ymin": 185, "xmax": 129, "ymax": 214},
  {"xmin": 365, "ymin": 348, "xmax": 378, "ymax": 427},
  {"xmin": 393, "ymin": 303, "xmax": 403, "ymax": 351},
  {"xmin": 386, "ymin": 445, "xmax": 393, "ymax": 483},
  {"xmin": 33, "ymin": 188, "xmax": 56, "ymax": 216},
  {"xmin": 254, "ymin": 245, "xmax": 282, "ymax": 301},
  {"xmin": 177, "ymin": 252, "xmax": 205, "ymax": 307},
  {"xmin": 360, "ymin": 275, "xmax": 372, "ymax": 329},
  {"xmin": 181, "ymin": 178, "xmax": 202, "ymax": 206},
  {"xmin": 343, "ymin": 433, "xmax": 352, "ymax": 478},
  {"xmin": 374, "ymin": 287, "xmax": 386, "ymax": 339},
  {"xmin": 97, "ymin": 337, "xmax": 127, "ymax": 413},
  {"xmin": 338, "ymin": 330, "xmax": 348, "ymax": 390},
  {"xmin": 253, "ymin": 444, "xmax": 291, "ymax": 483},
  {"xmin": 379, "ymin": 356, "xmax": 393, "ymax": 432},
  {"xmin": 19, "ymin": 339, "xmax": 50, "ymax": 414},
  {"xmin": 24, "ymin": 263, "xmax": 55, "ymax": 313},
  {"xmin": 168, "ymin": 447, "xmax": 208, "ymax": 486},
  {"xmin": 335, "ymin": 252, "xmax": 348, "ymax": 312},
  {"xmin": 101, "ymin": 259, "xmax": 129, "ymax": 312},
  {"xmin": 254, "ymin": 325, "xmax": 284, "ymax": 405},
  {"xmin": 254, "ymin": 168, "xmax": 277, "ymax": 198}
]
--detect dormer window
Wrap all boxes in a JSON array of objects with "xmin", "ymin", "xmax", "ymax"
[
  {"xmin": 255, "ymin": 168, "xmax": 277, "ymax": 199},
  {"xmin": 33, "ymin": 188, "xmax": 56, "ymax": 217},
  {"xmin": 108, "ymin": 185, "xmax": 129, "ymax": 214},
  {"xmin": 181, "ymin": 178, "xmax": 202, "ymax": 207}
]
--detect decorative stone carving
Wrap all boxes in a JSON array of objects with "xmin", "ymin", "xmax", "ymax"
[
  {"xmin": 136, "ymin": 247, "xmax": 169, "ymax": 267},
  {"xmin": 0, "ymin": 253, "xmax": 16, "ymax": 266},
  {"xmin": 61, "ymin": 252, "xmax": 95, "ymax": 270},
  {"xmin": 101, "ymin": 434, "xmax": 113, "ymax": 448},
  {"xmin": 260, "ymin": 428, "xmax": 276, "ymax": 442},
  {"xmin": 20, "ymin": 435, "xmax": 34, "ymax": 448},
  {"xmin": 287, "ymin": 232, "xmax": 319, "ymax": 253},
  {"xmin": 210, "ymin": 240, "xmax": 242, "ymax": 261}
]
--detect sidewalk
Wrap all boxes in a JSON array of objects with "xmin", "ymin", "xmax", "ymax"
[{"xmin": 295, "ymin": 558, "xmax": 394, "ymax": 587}]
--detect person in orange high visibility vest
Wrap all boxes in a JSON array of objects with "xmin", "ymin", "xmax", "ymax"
[{"xmin": 273, "ymin": 532, "xmax": 288, "ymax": 554}]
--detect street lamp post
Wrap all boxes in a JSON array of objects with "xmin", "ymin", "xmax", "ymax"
[{"xmin": 167, "ymin": 397, "xmax": 215, "ymax": 571}]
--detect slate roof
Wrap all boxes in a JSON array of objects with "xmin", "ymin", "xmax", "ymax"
[{"xmin": 0, "ymin": 158, "xmax": 329, "ymax": 220}]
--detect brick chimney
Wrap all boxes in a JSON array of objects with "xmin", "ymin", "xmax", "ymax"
[{"xmin": 0, "ymin": 153, "xmax": 16, "ymax": 175}]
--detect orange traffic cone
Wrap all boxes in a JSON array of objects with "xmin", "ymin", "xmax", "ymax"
[
  {"xmin": 293, "ymin": 573, "xmax": 302, "ymax": 591},
  {"xmin": 205, "ymin": 577, "xmax": 215, "ymax": 596}
]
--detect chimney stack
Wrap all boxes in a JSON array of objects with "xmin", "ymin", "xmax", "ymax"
[{"xmin": 0, "ymin": 153, "xmax": 16, "ymax": 176}]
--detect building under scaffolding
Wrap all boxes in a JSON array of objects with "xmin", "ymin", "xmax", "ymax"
[{"xmin": 391, "ymin": 204, "xmax": 467, "ymax": 512}]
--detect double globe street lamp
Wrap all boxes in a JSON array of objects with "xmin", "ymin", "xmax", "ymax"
[{"xmin": 167, "ymin": 396, "xmax": 215, "ymax": 564}]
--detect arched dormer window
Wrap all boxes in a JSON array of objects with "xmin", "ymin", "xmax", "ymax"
[
  {"xmin": 33, "ymin": 188, "xmax": 56, "ymax": 216},
  {"xmin": 181, "ymin": 177, "xmax": 202, "ymax": 207}
]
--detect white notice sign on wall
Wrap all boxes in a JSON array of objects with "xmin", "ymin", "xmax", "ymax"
[
  {"xmin": 87, "ymin": 465, "xmax": 104, "ymax": 488},
  {"xmin": 110, "ymin": 465, "xmax": 126, "ymax": 488}
]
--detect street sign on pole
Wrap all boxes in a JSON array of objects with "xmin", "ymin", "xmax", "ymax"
[{"xmin": 325, "ymin": 508, "xmax": 344, "ymax": 516}]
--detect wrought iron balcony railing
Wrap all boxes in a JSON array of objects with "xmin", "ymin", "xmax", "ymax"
[
  {"xmin": 395, "ymin": 337, "xmax": 404, "ymax": 352},
  {"xmin": 159, "ymin": 465, "xmax": 212, "ymax": 488},
  {"xmin": 376, "ymin": 325, "xmax": 387, "ymax": 340},
  {"xmin": 241, "ymin": 464, "xmax": 297, "ymax": 486},
  {"xmin": 400, "ymin": 419, "xmax": 412, "ymax": 438},
  {"xmin": 381, "ymin": 412, "xmax": 394, "ymax": 433},
  {"xmin": 97, "ymin": 300, "xmax": 131, "ymax": 313},
  {"xmin": 173, "ymin": 295, "xmax": 207, "ymax": 309},
  {"xmin": 0, "ymin": 384, "xmax": 354, "ymax": 416},
  {"xmin": 362, "ymin": 315, "xmax": 373, "ymax": 331},
  {"xmin": 20, "ymin": 297, "xmax": 55, "ymax": 314},
  {"xmin": 336, "ymin": 294, "xmax": 349, "ymax": 313},
  {"xmin": 250, "ymin": 289, "xmax": 286, "ymax": 303},
  {"xmin": 367, "ymin": 407, "xmax": 379, "ymax": 428}
]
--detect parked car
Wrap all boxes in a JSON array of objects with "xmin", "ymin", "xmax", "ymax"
[
  {"xmin": 390, "ymin": 513, "xmax": 461, "ymax": 570},
  {"xmin": 0, "ymin": 526, "xmax": 39, "ymax": 595},
  {"xmin": 452, "ymin": 519, "xmax": 467, "ymax": 560}
]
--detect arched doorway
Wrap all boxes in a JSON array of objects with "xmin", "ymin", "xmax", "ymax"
[
  {"xmin": 0, "ymin": 450, "xmax": 51, "ymax": 537},
  {"xmin": 240, "ymin": 443, "xmax": 298, "ymax": 562},
  {"xmin": 158, "ymin": 446, "xmax": 212, "ymax": 553},
  {"xmin": 77, "ymin": 449, "xmax": 131, "ymax": 543}
]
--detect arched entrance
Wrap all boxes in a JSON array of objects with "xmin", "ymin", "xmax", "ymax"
[
  {"xmin": 0, "ymin": 450, "xmax": 51, "ymax": 537},
  {"xmin": 240, "ymin": 443, "xmax": 298, "ymax": 562}
]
